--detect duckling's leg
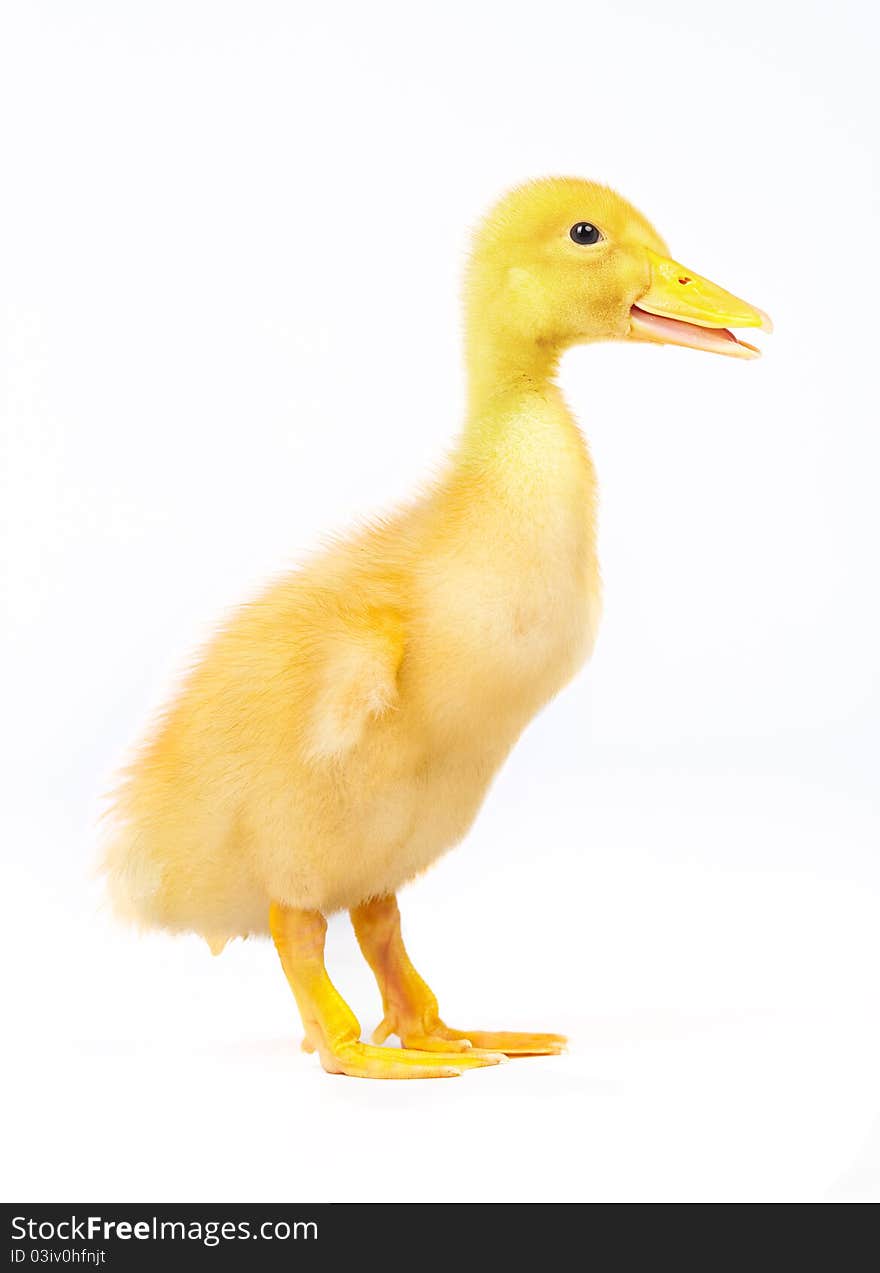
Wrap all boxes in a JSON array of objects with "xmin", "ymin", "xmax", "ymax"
[
  {"xmin": 269, "ymin": 902, "xmax": 503, "ymax": 1079},
  {"xmin": 351, "ymin": 895, "xmax": 566, "ymax": 1056}
]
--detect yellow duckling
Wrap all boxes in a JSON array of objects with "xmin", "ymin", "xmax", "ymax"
[{"xmin": 104, "ymin": 178, "xmax": 770, "ymax": 1079}]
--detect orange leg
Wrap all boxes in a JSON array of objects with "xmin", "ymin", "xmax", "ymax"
[
  {"xmin": 269, "ymin": 902, "xmax": 503, "ymax": 1079},
  {"xmin": 351, "ymin": 894, "xmax": 566, "ymax": 1056}
]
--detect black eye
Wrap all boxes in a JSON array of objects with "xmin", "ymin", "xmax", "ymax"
[{"xmin": 570, "ymin": 222, "xmax": 601, "ymax": 245}]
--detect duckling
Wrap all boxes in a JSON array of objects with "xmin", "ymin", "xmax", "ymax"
[{"xmin": 104, "ymin": 178, "xmax": 770, "ymax": 1079}]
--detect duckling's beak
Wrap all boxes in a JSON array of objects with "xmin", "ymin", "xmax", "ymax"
[{"xmin": 630, "ymin": 249, "xmax": 772, "ymax": 359}]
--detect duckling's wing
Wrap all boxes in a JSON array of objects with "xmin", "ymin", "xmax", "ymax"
[{"xmin": 303, "ymin": 603, "xmax": 405, "ymax": 764}]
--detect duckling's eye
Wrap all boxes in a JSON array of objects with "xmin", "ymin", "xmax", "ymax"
[{"xmin": 570, "ymin": 222, "xmax": 602, "ymax": 246}]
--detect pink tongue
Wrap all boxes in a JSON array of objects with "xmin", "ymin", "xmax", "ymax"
[
  {"xmin": 629, "ymin": 306, "xmax": 761, "ymax": 359},
  {"xmin": 631, "ymin": 305, "xmax": 737, "ymax": 348}
]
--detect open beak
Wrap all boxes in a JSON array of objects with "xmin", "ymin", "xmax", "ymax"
[{"xmin": 630, "ymin": 249, "xmax": 772, "ymax": 359}]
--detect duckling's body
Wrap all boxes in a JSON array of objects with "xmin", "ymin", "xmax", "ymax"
[
  {"xmin": 105, "ymin": 178, "xmax": 769, "ymax": 1077},
  {"xmin": 108, "ymin": 380, "xmax": 598, "ymax": 937}
]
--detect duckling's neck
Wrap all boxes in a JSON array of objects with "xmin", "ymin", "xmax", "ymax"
[
  {"xmin": 459, "ymin": 328, "xmax": 585, "ymax": 474},
  {"xmin": 465, "ymin": 327, "xmax": 562, "ymax": 418},
  {"xmin": 446, "ymin": 325, "xmax": 600, "ymax": 664}
]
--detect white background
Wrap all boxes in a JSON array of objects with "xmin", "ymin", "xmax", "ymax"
[{"xmin": 2, "ymin": 0, "xmax": 878, "ymax": 1203}]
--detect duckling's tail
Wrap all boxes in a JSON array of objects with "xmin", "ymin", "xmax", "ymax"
[
  {"xmin": 98, "ymin": 755, "xmax": 268, "ymax": 952},
  {"xmin": 99, "ymin": 793, "xmax": 168, "ymax": 933}
]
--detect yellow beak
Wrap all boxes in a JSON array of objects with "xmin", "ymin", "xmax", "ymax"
[{"xmin": 630, "ymin": 249, "xmax": 772, "ymax": 360}]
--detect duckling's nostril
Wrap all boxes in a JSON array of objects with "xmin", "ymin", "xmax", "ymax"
[{"xmin": 678, "ymin": 276, "xmax": 692, "ymax": 285}]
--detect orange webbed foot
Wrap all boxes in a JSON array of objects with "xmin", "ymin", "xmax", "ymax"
[
  {"xmin": 320, "ymin": 1039, "xmax": 504, "ymax": 1079},
  {"xmin": 373, "ymin": 1016, "xmax": 566, "ymax": 1057},
  {"xmin": 353, "ymin": 896, "xmax": 567, "ymax": 1064}
]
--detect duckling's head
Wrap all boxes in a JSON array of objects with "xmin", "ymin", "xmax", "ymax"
[{"xmin": 465, "ymin": 178, "xmax": 771, "ymax": 377}]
